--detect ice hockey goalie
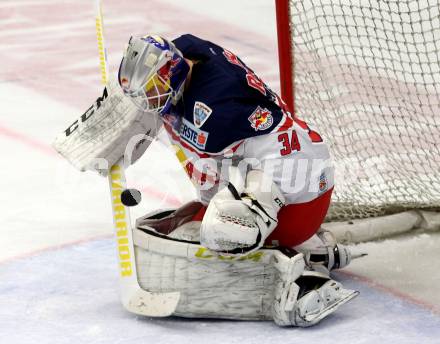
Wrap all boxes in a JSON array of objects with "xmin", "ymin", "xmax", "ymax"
[{"xmin": 53, "ymin": 33, "xmax": 358, "ymax": 327}]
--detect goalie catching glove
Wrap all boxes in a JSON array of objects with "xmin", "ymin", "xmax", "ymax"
[
  {"xmin": 52, "ymin": 77, "xmax": 162, "ymax": 176},
  {"xmin": 200, "ymin": 167, "xmax": 285, "ymax": 254}
]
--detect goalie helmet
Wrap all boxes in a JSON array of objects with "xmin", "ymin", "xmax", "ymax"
[{"xmin": 118, "ymin": 35, "xmax": 190, "ymax": 114}]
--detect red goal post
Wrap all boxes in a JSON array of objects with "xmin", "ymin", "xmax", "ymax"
[
  {"xmin": 274, "ymin": 0, "xmax": 440, "ymax": 241},
  {"xmin": 275, "ymin": 0, "xmax": 295, "ymax": 115}
]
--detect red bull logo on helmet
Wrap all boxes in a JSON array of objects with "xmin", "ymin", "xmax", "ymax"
[
  {"xmin": 157, "ymin": 55, "xmax": 182, "ymax": 83},
  {"xmin": 248, "ymin": 106, "xmax": 273, "ymax": 131}
]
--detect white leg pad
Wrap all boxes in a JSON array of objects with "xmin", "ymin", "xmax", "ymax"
[{"xmin": 134, "ymin": 209, "xmax": 358, "ymax": 325}]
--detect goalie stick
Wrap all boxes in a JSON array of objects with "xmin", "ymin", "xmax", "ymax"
[{"xmin": 93, "ymin": 0, "xmax": 180, "ymax": 316}]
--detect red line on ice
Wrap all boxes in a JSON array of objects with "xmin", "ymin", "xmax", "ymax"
[
  {"xmin": 0, "ymin": 124, "xmax": 58, "ymax": 157},
  {"xmin": 340, "ymin": 270, "xmax": 440, "ymax": 315},
  {"xmin": 0, "ymin": 234, "xmax": 112, "ymax": 265},
  {"xmin": 0, "ymin": 121, "xmax": 182, "ymax": 207}
]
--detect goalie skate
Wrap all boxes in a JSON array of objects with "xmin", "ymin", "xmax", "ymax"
[
  {"xmin": 292, "ymin": 277, "xmax": 359, "ymax": 327},
  {"xmin": 271, "ymin": 252, "xmax": 358, "ymax": 327}
]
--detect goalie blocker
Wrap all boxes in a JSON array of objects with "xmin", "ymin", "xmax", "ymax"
[{"xmin": 132, "ymin": 202, "xmax": 358, "ymax": 327}]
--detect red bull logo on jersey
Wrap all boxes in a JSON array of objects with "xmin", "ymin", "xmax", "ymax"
[
  {"xmin": 248, "ymin": 106, "xmax": 273, "ymax": 131},
  {"xmin": 180, "ymin": 118, "xmax": 209, "ymax": 150}
]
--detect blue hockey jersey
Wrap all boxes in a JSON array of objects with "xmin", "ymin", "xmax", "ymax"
[
  {"xmin": 164, "ymin": 34, "xmax": 294, "ymax": 154},
  {"xmin": 159, "ymin": 34, "xmax": 331, "ymax": 207}
]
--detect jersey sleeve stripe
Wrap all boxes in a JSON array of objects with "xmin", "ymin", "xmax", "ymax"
[{"xmin": 271, "ymin": 114, "xmax": 294, "ymax": 133}]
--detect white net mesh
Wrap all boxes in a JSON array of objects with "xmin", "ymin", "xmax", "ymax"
[{"xmin": 288, "ymin": 0, "xmax": 440, "ymax": 221}]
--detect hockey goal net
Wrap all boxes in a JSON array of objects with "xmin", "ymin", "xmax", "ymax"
[{"xmin": 275, "ymin": 0, "xmax": 440, "ymax": 229}]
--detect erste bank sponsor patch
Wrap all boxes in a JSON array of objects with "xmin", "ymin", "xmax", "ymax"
[{"xmin": 180, "ymin": 119, "xmax": 209, "ymax": 150}]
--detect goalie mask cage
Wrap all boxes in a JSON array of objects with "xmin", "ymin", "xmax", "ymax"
[{"xmin": 275, "ymin": 0, "xmax": 440, "ymax": 222}]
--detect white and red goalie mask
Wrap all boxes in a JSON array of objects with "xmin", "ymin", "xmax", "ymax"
[{"xmin": 118, "ymin": 35, "xmax": 190, "ymax": 115}]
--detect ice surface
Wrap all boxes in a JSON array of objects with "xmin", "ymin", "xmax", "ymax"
[
  {"xmin": 1, "ymin": 239, "xmax": 440, "ymax": 344},
  {"xmin": 0, "ymin": 0, "xmax": 439, "ymax": 342}
]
